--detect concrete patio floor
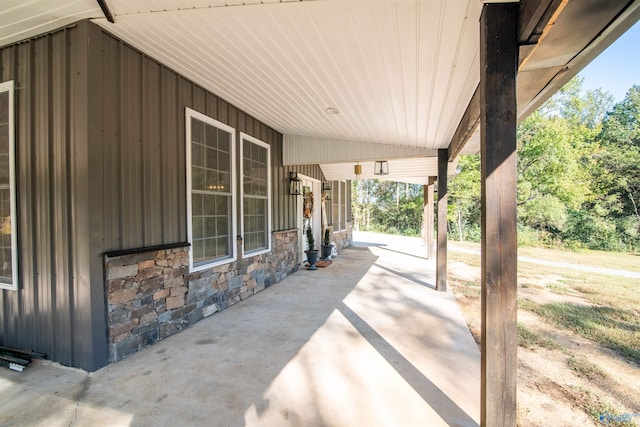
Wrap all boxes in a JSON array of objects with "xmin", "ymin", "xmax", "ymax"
[{"xmin": 0, "ymin": 232, "xmax": 480, "ymax": 427}]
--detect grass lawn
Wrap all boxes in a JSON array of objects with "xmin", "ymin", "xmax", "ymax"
[
  {"xmin": 447, "ymin": 242, "xmax": 640, "ymax": 426},
  {"xmin": 450, "ymin": 240, "xmax": 640, "ymax": 272},
  {"xmin": 449, "ymin": 242, "xmax": 640, "ymax": 426},
  {"xmin": 451, "ymin": 244, "xmax": 640, "ymax": 363}
]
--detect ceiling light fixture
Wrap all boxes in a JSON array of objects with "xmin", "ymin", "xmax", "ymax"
[
  {"xmin": 325, "ymin": 107, "xmax": 339, "ymax": 115},
  {"xmin": 374, "ymin": 160, "xmax": 389, "ymax": 175}
]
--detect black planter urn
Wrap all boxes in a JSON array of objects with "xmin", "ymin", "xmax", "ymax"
[
  {"xmin": 306, "ymin": 250, "xmax": 319, "ymax": 270},
  {"xmin": 321, "ymin": 245, "xmax": 333, "ymax": 260}
]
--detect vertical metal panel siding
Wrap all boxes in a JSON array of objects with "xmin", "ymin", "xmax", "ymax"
[
  {"xmin": 0, "ymin": 21, "xmax": 298, "ymax": 370},
  {"xmin": 0, "ymin": 25, "xmax": 104, "ymax": 369},
  {"xmin": 91, "ymin": 25, "xmax": 290, "ymax": 250}
]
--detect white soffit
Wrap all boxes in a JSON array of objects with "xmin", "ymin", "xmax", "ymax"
[
  {"xmin": 92, "ymin": 0, "xmax": 482, "ymax": 152},
  {"xmin": 0, "ymin": 0, "xmax": 102, "ymax": 47},
  {"xmin": 320, "ymin": 158, "xmax": 459, "ymax": 185},
  {"xmin": 283, "ymin": 135, "xmax": 437, "ymax": 166}
]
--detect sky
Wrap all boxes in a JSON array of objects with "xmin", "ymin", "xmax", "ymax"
[{"xmin": 578, "ymin": 20, "xmax": 640, "ymax": 102}]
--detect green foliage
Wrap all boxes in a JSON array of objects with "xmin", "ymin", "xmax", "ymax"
[
  {"xmin": 352, "ymin": 180, "xmax": 424, "ymax": 236},
  {"xmin": 306, "ymin": 226, "xmax": 315, "ymax": 251},
  {"xmin": 517, "ymin": 323, "xmax": 559, "ymax": 350},
  {"xmin": 449, "ymin": 155, "xmax": 481, "ymax": 241},
  {"xmin": 519, "ymin": 299, "xmax": 640, "ymax": 364},
  {"xmin": 448, "ymin": 78, "xmax": 640, "ymax": 251},
  {"xmin": 323, "ymin": 228, "xmax": 331, "ymax": 245},
  {"xmin": 351, "ymin": 78, "xmax": 640, "ymax": 251},
  {"xmin": 567, "ymin": 355, "xmax": 606, "ymax": 381},
  {"xmin": 519, "ymin": 194, "xmax": 568, "ymax": 232}
]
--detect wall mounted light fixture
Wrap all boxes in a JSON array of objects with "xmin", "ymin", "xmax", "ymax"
[
  {"xmin": 322, "ymin": 182, "xmax": 332, "ymax": 200},
  {"xmin": 289, "ymin": 171, "xmax": 302, "ymax": 195}
]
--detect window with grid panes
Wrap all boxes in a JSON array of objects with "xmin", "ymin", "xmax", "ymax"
[
  {"xmin": 332, "ymin": 181, "xmax": 339, "ymax": 231},
  {"xmin": 339, "ymin": 181, "xmax": 347, "ymax": 230},
  {"xmin": 186, "ymin": 108, "xmax": 236, "ymax": 270},
  {"xmin": 0, "ymin": 81, "xmax": 16, "ymax": 290},
  {"xmin": 241, "ymin": 133, "xmax": 270, "ymax": 255}
]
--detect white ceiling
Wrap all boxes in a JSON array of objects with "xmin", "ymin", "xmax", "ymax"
[
  {"xmin": 0, "ymin": 0, "xmax": 101, "ymax": 47},
  {"xmin": 93, "ymin": 0, "xmax": 482, "ymax": 154},
  {"xmin": 1, "ymin": 0, "xmax": 638, "ymax": 184},
  {"xmin": 320, "ymin": 157, "xmax": 458, "ymax": 185}
]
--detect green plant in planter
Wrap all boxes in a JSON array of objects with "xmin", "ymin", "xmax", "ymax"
[
  {"xmin": 305, "ymin": 226, "xmax": 319, "ymax": 270},
  {"xmin": 306, "ymin": 226, "xmax": 316, "ymax": 251},
  {"xmin": 321, "ymin": 228, "xmax": 333, "ymax": 260}
]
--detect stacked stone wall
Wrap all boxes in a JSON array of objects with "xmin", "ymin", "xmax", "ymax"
[
  {"xmin": 104, "ymin": 229, "xmax": 299, "ymax": 362},
  {"xmin": 331, "ymin": 222, "xmax": 353, "ymax": 250}
]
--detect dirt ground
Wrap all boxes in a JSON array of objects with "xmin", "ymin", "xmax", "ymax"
[{"xmin": 449, "ymin": 258, "xmax": 640, "ymax": 427}]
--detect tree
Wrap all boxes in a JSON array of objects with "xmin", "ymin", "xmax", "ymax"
[
  {"xmin": 448, "ymin": 155, "xmax": 481, "ymax": 241},
  {"xmin": 595, "ymin": 85, "xmax": 640, "ymax": 249},
  {"xmin": 351, "ymin": 179, "xmax": 424, "ymax": 236}
]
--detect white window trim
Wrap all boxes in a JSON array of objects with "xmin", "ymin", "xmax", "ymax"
[
  {"xmin": 341, "ymin": 181, "xmax": 348, "ymax": 232},
  {"xmin": 240, "ymin": 132, "xmax": 272, "ymax": 258},
  {"xmin": 185, "ymin": 107, "xmax": 237, "ymax": 272},
  {"xmin": 0, "ymin": 81, "xmax": 17, "ymax": 291}
]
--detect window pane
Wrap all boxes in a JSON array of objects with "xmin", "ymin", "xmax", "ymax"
[
  {"xmin": 192, "ymin": 166, "xmax": 205, "ymax": 190},
  {"xmin": 191, "ymin": 118, "xmax": 204, "ymax": 143},
  {"xmin": 0, "ymin": 87, "xmax": 14, "ymax": 287},
  {"xmin": 205, "ymin": 123, "xmax": 217, "ymax": 148},
  {"xmin": 0, "ymin": 189, "xmax": 11, "ymax": 280},
  {"xmin": 340, "ymin": 181, "xmax": 346, "ymax": 230},
  {"xmin": 204, "ymin": 238, "xmax": 217, "ymax": 260},
  {"xmin": 332, "ymin": 181, "xmax": 339, "ymax": 229},
  {"xmin": 218, "ymin": 129, "xmax": 230, "ymax": 152},
  {"xmin": 205, "ymin": 146, "xmax": 217, "ymax": 171},
  {"xmin": 189, "ymin": 113, "xmax": 234, "ymax": 267},
  {"xmin": 241, "ymin": 137, "xmax": 269, "ymax": 254}
]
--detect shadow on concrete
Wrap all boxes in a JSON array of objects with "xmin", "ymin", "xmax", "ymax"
[
  {"xmin": 374, "ymin": 244, "xmax": 432, "ymax": 261},
  {"xmin": 0, "ymin": 235, "xmax": 480, "ymax": 427},
  {"xmin": 373, "ymin": 262, "xmax": 436, "ymax": 289},
  {"xmin": 338, "ymin": 302, "xmax": 478, "ymax": 427}
]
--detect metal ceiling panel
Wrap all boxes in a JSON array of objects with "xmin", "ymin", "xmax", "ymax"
[
  {"xmin": 0, "ymin": 0, "xmax": 102, "ymax": 47},
  {"xmin": 1, "ymin": 0, "xmax": 638, "ymax": 172},
  {"xmin": 91, "ymin": 0, "xmax": 480, "ymax": 151},
  {"xmin": 319, "ymin": 157, "xmax": 459, "ymax": 184}
]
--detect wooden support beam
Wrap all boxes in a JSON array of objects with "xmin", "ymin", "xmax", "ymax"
[
  {"xmin": 518, "ymin": 0, "xmax": 564, "ymax": 44},
  {"xmin": 423, "ymin": 177, "xmax": 436, "ymax": 259},
  {"xmin": 448, "ymin": 85, "xmax": 480, "ymax": 161},
  {"xmin": 447, "ymin": 0, "xmax": 565, "ymax": 161},
  {"xmin": 436, "ymin": 150, "xmax": 448, "ymax": 291},
  {"xmin": 480, "ymin": 3, "xmax": 519, "ymax": 426}
]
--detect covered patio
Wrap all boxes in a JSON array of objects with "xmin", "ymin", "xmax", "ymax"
[
  {"xmin": 2, "ymin": 1, "xmax": 640, "ymax": 424},
  {"xmin": 0, "ymin": 233, "xmax": 480, "ymax": 427}
]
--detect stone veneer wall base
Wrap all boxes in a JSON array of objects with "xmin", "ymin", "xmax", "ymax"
[{"xmin": 104, "ymin": 229, "xmax": 299, "ymax": 362}]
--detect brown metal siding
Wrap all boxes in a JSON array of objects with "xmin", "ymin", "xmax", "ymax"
[
  {"xmin": 89, "ymin": 23, "xmax": 317, "ymax": 250},
  {"xmin": 0, "ymin": 20, "xmax": 324, "ymax": 370},
  {"xmin": 0, "ymin": 24, "xmax": 108, "ymax": 370}
]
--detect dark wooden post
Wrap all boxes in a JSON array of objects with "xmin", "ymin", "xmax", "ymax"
[
  {"xmin": 423, "ymin": 177, "xmax": 435, "ymax": 259},
  {"xmin": 480, "ymin": 3, "xmax": 518, "ymax": 426},
  {"xmin": 436, "ymin": 150, "xmax": 448, "ymax": 291}
]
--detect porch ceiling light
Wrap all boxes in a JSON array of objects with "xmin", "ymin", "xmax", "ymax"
[
  {"xmin": 374, "ymin": 160, "xmax": 389, "ymax": 175},
  {"xmin": 325, "ymin": 107, "xmax": 339, "ymax": 115},
  {"xmin": 354, "ymin": 163, "xmax": 362, "ymax": 176},
  {"xmin": 289, "ymin": 171, "xmax": 302, "ymax": 196}
]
